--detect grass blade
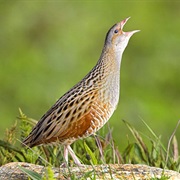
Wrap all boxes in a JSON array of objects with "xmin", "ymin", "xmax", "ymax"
[
  {"xmin": 84, "ymin": 141, "xmax": 97, "ymax": 165},
  {"xmin": 18, "ymin": 165, "xmax": 42, "ymax": 180}
]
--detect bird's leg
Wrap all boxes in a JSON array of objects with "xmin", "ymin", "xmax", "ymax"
[
  {"xmin": 64, "ymin": 145, "xmax": 69, "ymax": 164},
  {"xmin": 67, "ymin": 145, "xmax": 83, "ymax": 166},
  {"xmin": 60, "ymin": 145, "xmax": 69, "ymax": 167}
]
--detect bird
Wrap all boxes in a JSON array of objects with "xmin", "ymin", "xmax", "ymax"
[{"xmin": 22, "ymin": 17, "xmax": 139, "ymax": 166}]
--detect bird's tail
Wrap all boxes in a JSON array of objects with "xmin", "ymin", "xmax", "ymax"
[{"xmin": 22, "ymin": 134, "xmax": 35, "ymax": 148}]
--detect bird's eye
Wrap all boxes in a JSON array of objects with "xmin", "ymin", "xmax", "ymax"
[{"xmin": 114, "ymin": 29, "xmax": 118, "ymax": 33}]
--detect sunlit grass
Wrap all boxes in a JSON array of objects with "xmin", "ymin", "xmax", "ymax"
[{"xmin": 0, "ymin": 109, "xmax": 179, "ymax": 179}]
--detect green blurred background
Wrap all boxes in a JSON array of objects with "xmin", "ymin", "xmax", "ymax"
[{"xmin": 0, "ymin": 1, "xmax": 180, "ymax": 150}]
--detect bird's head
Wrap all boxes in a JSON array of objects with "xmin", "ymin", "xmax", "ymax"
[{"xmin": 105, "ymin": 17, "xmax": 140, "ymax": 53}]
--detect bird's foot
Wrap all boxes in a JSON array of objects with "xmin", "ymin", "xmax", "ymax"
[
  {"xmin": 60, "ymin": 162, "xmax": 67, "ymax": 168},
  {"xmin": 60, "ymin": 161, "xmax": 84, "ymax": 168}
]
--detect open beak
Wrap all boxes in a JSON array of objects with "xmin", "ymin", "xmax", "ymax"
[{"xmin": 120, "ymin": 17, "xmax": 140, "ymax": 36}]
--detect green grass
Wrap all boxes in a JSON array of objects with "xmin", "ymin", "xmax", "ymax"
[
  {"xmin": 1, "ymin": 1, "xmax": 180, "ymax": 146},
  {"xmin": 0, "ymin": 109, "xmax": 179, "ymax": 179}
]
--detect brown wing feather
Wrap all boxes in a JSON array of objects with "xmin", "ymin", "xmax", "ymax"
[{"xmin": 25, "ymin": 111, "xmax": 93, "ymax": 146}]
